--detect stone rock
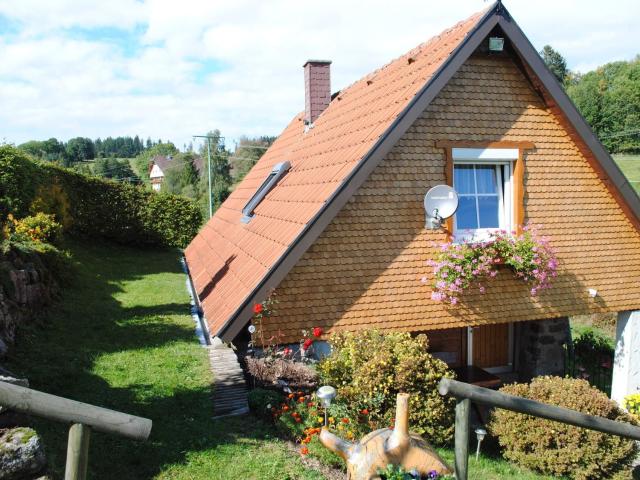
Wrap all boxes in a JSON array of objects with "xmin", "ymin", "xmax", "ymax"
[{"xmin": 0, "ymin": 427, "xmax": 47, "ymax": 480}]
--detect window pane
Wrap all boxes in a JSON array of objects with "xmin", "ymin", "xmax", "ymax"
[
  {"xmin": 475, "ymin": 165, "xmax": 497, "ymax": 194},
  {"xmin": 478, "ymin": 195, "xmax": 499, "ymax": 228},
  {"xmin": 456, "ymin": 196, "xmax": 478, "ymax": 230},
  {"xmin": 454, "ymin": 165, "xmax": 475, "ymax": 194}
]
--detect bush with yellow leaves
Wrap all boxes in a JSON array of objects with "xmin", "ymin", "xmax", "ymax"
[
  {"xmin": 317, "ymin": 330, "xmax": 455, "ymax": 445},
  {"xmin": 7, "ymin": 212, "xmax": 62, "ymax": 245}
]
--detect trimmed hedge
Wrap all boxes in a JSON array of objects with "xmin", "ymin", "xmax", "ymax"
[
  {"xmin": 489, "ymin": 376, "xmax": 638, "ymax": 480},
  {"xmin": 0, "ymin": 145, "xmax": 201, "ymax": 248}
]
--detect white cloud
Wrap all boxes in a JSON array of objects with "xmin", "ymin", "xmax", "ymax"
[{"xmin": 0, "ymin": 0, "xmax": 638, "ymax": 149}]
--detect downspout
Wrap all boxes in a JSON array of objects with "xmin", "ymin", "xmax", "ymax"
[{"xmin": 181, "ymin": 255, "xmax": 211, "ymax": 346}]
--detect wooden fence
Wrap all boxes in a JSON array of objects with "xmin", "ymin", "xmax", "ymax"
[
  {"xmin": 438, "ymin": 378, "xmax": 640, "ymax": 480},
  {"xmin": 0, "ymin": 380, "xmax": 152, "ymax": 480}
]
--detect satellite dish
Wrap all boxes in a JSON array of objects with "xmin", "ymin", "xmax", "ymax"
[{"xmin": 424, "ymin": 185, "xmax": 459, "ymax": 230}]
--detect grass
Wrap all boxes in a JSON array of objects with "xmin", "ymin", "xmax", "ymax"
[
  {"xmin": 4, "ymin": 239, "xmax": 561, "ymax": 479},
  {"xmin": 4, "ymin": 240, "xmax": 323, "ymax": 479},
  {"xmin": 436, "ymin": 448, "xmax": 558, "ymax": 480},
  {"xmin": 614, "ymin": 153, "xmax": 640, "ymax": 193}
]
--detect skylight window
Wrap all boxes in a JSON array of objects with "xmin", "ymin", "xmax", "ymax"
[{"xmin": 241, "ymin": 161, "xmax": 291, "ymax": 223}]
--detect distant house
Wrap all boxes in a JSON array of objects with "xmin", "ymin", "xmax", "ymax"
[
  {"xmin": 149, "ymin": 154, "xmax": 204, "ymax": 191},
  {"xmin": 185, "ymin": 2, "xmax": 640, "ymax": 400}
]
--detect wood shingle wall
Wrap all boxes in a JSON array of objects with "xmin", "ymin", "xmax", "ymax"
[{"xmin": 263, "ymin": 54, "xmax": 640, "ymax": 343}]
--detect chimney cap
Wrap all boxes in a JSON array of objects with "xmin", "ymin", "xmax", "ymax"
[{"xmin": 303, "ymin": 59, "xmax": 332, "ymax": 68}]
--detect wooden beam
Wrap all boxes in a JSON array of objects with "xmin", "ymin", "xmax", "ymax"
[
  {"xmin": 65, "ymin": 424, "xmax": 91, "ymax": 480},
  {"xmin": 439, "ymin": 378, "xmax": 640, "ymax": 441},
  {"xmin": 0, "ymin": 381, "xmax": 152, "ymax": 441},
  {"xmin": 454, "ymin": 398, "xmax": 470, "ymax": 480},
  {"xmin": 435, "ymin": 140, "xmax": 535, "ymax": 150}
]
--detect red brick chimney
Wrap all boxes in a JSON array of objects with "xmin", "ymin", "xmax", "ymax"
[{"xmin": 303, "ymin": 60, "xmax": 331, "ymax": 126}]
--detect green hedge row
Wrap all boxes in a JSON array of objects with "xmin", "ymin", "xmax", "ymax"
[{"xmin": 0, "ymin": 145, "xmax": 202, "ymax": 248}]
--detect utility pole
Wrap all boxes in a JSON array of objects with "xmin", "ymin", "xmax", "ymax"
[{"xmin": 193, "ymin": 134, "xmax": 225, "ymax": 219}]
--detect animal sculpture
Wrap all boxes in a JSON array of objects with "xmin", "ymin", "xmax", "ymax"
[{"xmin": 320, "ymin": 393, "xmax": 451, "ymax": 479}]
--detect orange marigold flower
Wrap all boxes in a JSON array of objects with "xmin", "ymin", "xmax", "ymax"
[
  {"xmin": 288, "ymin": 393, "xmax": 295, "ymax": 399},
  {"xmin": 360, "ymin": 409, "xmax": 369, "ymax": 415},
  {"xmin": 300, "ymin": 446, "xmax": 309, "ymax": 455},
  {"xmin": 283, "ymin": 405, "xmax": 289, "ymax": 411},
  {"xmin": 307, "ymin": 402, "xmax": 314, "ymax": 408},
  {"xmin": 341, "ymin": 418, "xmax": 349, "ymax": 424}
]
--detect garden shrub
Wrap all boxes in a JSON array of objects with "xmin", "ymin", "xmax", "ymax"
[
  {"xmin": 0, "ymin": 146, "xmax": 202, "ymax": 248},
  {"xmin": 623, "ymin": 393, "xmax": 640, "ymax": 419},
  {"xmin": 317, "ymin": 330, "xmax": 455, "ymax": 445},
  {"xmin": 0, "ymin": 145, "xmax": 41, "ymax": 220},
  {"xmin": 489, "ymin": 376, "xmax": 638, "ymax": 480},
  {"xmin": 10, "ymin": 213, "xmax": 62, "ymax": 245}
]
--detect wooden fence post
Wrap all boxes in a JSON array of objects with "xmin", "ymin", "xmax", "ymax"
[
  {"xmin": 454, "ymin": 398, "xmax": 470, "ymax": 480},
  {"xmin": 65, "ymin": 423, "xmax": 91, "ymax": 480}
]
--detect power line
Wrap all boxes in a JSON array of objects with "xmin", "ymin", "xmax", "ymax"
[{"xmin": 599, "ymin": 129, "xmax": 640, "ymax": 139}]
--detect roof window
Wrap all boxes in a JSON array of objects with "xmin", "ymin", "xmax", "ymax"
[{"xmin": 241, "ymin": 161, "xmax": 291, "ymax": 223}]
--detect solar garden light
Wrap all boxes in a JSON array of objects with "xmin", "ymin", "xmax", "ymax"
[
  {"xmin": 474, "ymin": 427, "xmax": 487, "ymax": 460},
  {"xmin": 316, "ymin": 385, "xmax": 337, "ymax": 426}
]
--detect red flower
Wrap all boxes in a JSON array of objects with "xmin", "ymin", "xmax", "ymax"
[
  {"xmin": 312, "ymin": 327, "xmax": 323, "ymax": 338},
  {"xmin": 283, "ymin": 347, "xmax": 292, "ymax": 356},
  {"xmin": 300, "ymin": 446, "xmax": 309, "ymax": 455},
  {"xmin": 360, "ymin": 409, "xmax": 369, "ymax": 415},
  {"xmin": 341, "ymin": 418, "xmax": 349, "ymax": 424},
  {"xmin": 253, "ymin": 303, "xmax": 263, "ymax": 314},
  {"xmin": 302, "ymin": 338, "xmax": 313, "ymax": 351}
]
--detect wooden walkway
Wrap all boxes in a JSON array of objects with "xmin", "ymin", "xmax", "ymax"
[{"xmin": 208, "ymin": 339, "xmax": 249, "ymax": 418}]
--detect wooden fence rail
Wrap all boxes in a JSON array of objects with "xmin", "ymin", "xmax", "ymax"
[
  {"xmin": 438, "ymin": 378, "xmax": 640, "ymax": 480},
  {"xmin": 0, "ymin": 380, "xmax": 152, "ymax": 479}
]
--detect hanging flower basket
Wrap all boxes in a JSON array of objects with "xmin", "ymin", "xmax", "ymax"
[{"xmin": 424, "ymin": 225, "xmax": 558, "ymax": 305}]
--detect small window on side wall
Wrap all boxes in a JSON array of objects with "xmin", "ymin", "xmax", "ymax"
[
  {"xmin": 451, "ymin": 148, "xmax": 518, "ymax": 242},
  {"xmin": 241, "ymin": 161, "xmax": 291, "ymax": 223}
]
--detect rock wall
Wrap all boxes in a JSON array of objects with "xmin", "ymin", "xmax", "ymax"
[
  {"xmin": 0, "ymin": 249, "xmax": 57, "ymax": 357},
  {"xmin": 517, "ymin": 317, "xmax": 570, "ymax": 381}
]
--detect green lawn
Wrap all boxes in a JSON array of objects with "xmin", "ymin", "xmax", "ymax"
[
  {"xmin": 4, "ymin": 240, "xmax": 554, "ymax": 479},
  {"xmin": 614, "ymin": 154, "xmax": 640, "ymax": 193},
  {"xmin": 5, "ymin": 240, "xmax": 323, "ymax": 479}
]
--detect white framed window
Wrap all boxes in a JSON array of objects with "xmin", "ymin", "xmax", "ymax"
[{"xmin": 452, "ymin": 148, "xmax": 517, "ymax": 242}]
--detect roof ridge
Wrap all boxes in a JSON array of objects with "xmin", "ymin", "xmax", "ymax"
[{"xmin": 335, "ymin": 8, "xmax": 488, "ymax": 101}]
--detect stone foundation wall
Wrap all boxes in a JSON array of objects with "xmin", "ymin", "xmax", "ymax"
[
  {"xmin": 0, "ymin": 250, "xmax": 57, "ymax": 357},
  {"xmin": 517, "ymin": 317, "xmax": 570, "ymax": 382}
]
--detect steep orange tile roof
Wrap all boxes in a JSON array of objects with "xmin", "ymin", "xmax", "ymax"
[
  {"xmin": 185, "ymin": 7, "xmax": 488, "ymax": 339},
  {"xmin": 185, "ymin": 2, "xmax": 640, "ymax": 342}
]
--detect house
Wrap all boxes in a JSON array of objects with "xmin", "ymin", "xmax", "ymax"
[
  {"xmin": 185, "ymin": 2, "xmax": 640, "ymax": 400},
  {"xmin": 149, "ymin": 154, "xmax": 205, "ymax": 191}
]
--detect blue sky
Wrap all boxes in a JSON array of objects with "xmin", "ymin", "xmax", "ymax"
[{"xmin": 0, "ymin": 0, "xmax": 638, "ymax": 151}]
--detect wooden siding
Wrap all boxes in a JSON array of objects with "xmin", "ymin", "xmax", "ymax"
[
  {"xmin": 262, "ymin": 54, "xmax": 640, "ymax": 343},
  {"xmin": 472, "ymin": 324, "xmax": 509, "ymax": 368}
]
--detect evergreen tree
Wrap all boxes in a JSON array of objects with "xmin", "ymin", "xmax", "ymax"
[{"xmin": 540, "ymin": 45, "xmax": 568, "ymax": 84}]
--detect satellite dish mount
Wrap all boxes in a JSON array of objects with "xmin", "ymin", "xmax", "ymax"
[{"xmin": 424, "ymin": 185, "xmax": 459, "ymax": 230}]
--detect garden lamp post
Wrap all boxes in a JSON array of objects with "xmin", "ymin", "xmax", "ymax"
[
  {"xmin": 316, "ymin": 385, "xmax": 336, "ymax": 426},
  {"xmin": 474, "ymin": 427, "xmax": 487, "ymax": 460}
]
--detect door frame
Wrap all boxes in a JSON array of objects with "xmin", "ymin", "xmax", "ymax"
[{"xmin": 466, "ymin": 323, "xmax": 514, "ymax": 373}]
